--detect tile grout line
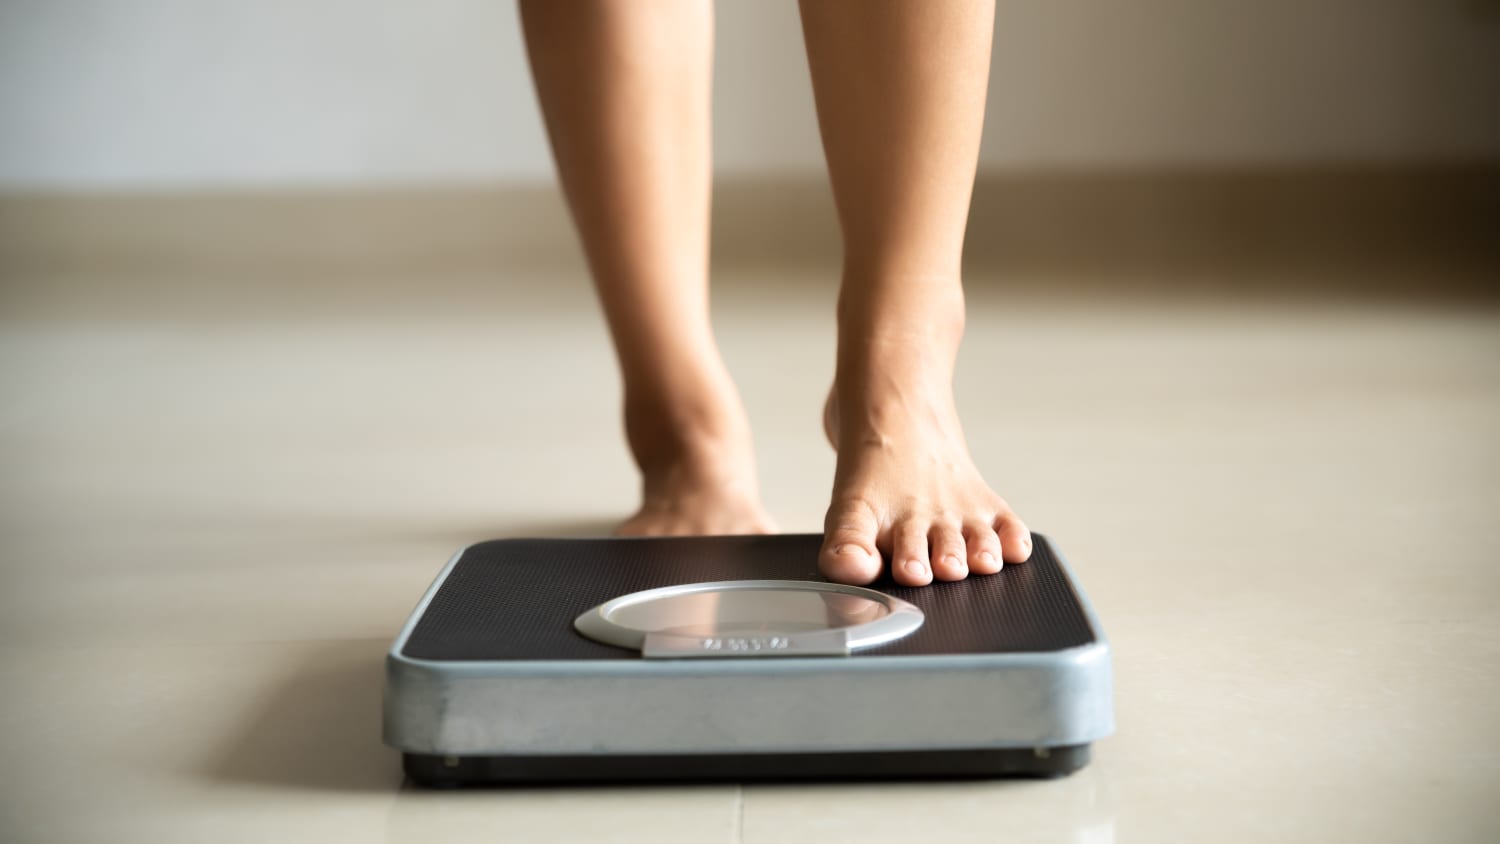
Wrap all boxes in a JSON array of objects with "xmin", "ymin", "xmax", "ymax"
[{"xmin": 732, "ymin": 784, "xmax": 745, "ymax": 844}]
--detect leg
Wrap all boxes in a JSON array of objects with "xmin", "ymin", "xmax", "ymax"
[
  {"xmin": 800, "ymin": 0, "xmax": 1030, "ymax": 585},
  {"xmin": 520, "ymin": 0, "xmax": 773, "ymax": 535}
]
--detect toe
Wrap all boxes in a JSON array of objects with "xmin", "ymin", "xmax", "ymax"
[
  {"xmin": 820, "ymin": 498, "xmax": 883, "ymax": 585},
  {"xmin": 929, "ymin": 521, "xmax": 969, "ymax": 581},
  {"xmin": 891, "ymin": 518, "xmax": 933, "ymax": 586},
  {"xmin": 963, "ymin": 520, "xmax": 1004, "ymax": 574},
  {"xmin": 995, "ymin": 511, "xmax": 1033, "ymax": 564}
]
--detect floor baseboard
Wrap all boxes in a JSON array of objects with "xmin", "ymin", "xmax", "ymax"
[{"xmin": 2, "ymin": 165, "xmax": 1496, "ymax": 296}]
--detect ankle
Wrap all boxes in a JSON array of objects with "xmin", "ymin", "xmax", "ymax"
[
  {"xmin": 623, "ymin": 374, "xmax": 755, "ymax": 478},
  {"xmin": 628, "ymin": 418, "xmax": 753, "ymax": 476},
  {"xmin": 835, "ymin": 296, "xmax": 964, "ymax": 400},
  {"xmin": 829, "ymin": 280, "xmax": 966, "ymax": 440},
  {"xmin": 836, "ymin": 274, "xmax": 965, "ymax": 359}
]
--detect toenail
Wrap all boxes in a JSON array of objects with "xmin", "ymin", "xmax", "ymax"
[
  {"xmin": 834, "ymin": 544, "xmax": 865, "ymax": 558},
  {"xmin": 980, "ymin": 551, "xmax": 996, "ymax": 568},
  {"xmin": 903, "ymin": 559, "xmax": 928, "ymax": 578},
  {"xmin": 945, "ymin": 554, "xmax": 965, "ymax": 571}
]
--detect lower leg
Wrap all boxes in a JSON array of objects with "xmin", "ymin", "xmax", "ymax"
[
  {"xmin": 520, "ymin": 0, "xmax": 772, "ymax": 534},
  {"xmin": 800, "ymin": 0, "xmax": 1030, "ymax": 585}
]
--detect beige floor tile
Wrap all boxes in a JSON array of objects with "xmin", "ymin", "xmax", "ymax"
[{"xmin": 0, "ymin": 640, "xmax": 739, "ymax": 843}]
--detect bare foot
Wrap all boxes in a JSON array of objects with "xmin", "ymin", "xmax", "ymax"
[
  {"xmin": 614, "ymin": 368, "xmax": 776, "ymax": 537},
  {"xmin": 616, "ymin": 445, "xmax": 777, "ymax": 536},
  {"xmin": 818, "ymin": 286, "xmax": 1031, "ymax": 586}
]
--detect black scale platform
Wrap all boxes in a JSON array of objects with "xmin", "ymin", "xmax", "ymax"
[{"xmin": 403, "ymin": 533, "xmax": 1096, "ymax": 661}]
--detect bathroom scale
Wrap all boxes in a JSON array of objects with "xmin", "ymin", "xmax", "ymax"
[{"xmin": 383, "ymin": 533, "xmax": 1112, "ymax": 786}]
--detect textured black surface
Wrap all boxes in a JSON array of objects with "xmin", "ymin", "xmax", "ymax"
[
  {"xmin": 403, "ymin": 745, "xmax": 1090, "ymax": 786},
  {"xmin": 401, "ymin": 533, "xmax": 1096, "ymax": 661}
]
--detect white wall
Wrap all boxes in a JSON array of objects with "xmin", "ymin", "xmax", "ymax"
[{"xmin": 1, "ymin": 0, "xmax": 1497, "ymax": 190}]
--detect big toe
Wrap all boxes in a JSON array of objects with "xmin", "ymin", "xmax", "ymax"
[{"xmin": 819, "ymin": 501, "xmax": 882, "ymax": 585}]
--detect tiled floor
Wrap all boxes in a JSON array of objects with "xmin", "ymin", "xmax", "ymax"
[{"xmin": 1, "ymin": 263, "xmax": 1496, "ymax": 842}]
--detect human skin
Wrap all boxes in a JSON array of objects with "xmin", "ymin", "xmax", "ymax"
[{"xmin": 519, "ymin": 0, "xmax": 1031, "ymax": 586}]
